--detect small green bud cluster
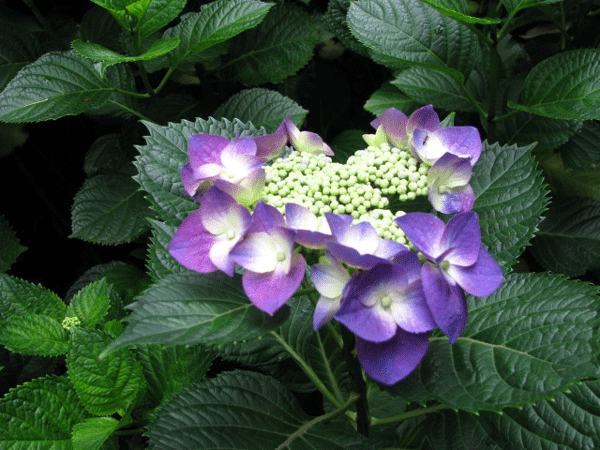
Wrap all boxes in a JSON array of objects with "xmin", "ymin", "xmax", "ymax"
[
  {"xmin": 356, "ymin": 209, "xmax": 408, "ymax": 244},
  {"xmin": 62, "ymin": 316, "xmax": 81, "ymax": 330}
]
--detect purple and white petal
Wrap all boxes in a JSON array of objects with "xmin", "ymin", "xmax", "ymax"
[
  {"xmin": 213, "ymin": 168, "xmax": 265, "ymax": 207},
  {"xmin": 390, "ymin": 280, "xmax": 436, "ymax": 334},
  {"xmin": 356, "ymin": 329, "xmax": 429, "ymax": 385},
  {"xmin": 406, "ymin": 105, "xmax": 440, "ymax": 135},
  {"xmin": 250, "ymin": 201, "xmax": 286, "ymax": 234},
  {"xmin": 446, "ymin": 246, "xmax": 504, "ymax": 297},
  {"xmin": 394, "ymin": 213, "xmax": 446, "ymax": 260},
  {"xmin": 392, "ymin": 250, "xmax": 422, "ymax": 284},
  {"xmin": 169, "ymin": 209, "xmax": 218, "ymax": 273},
  {"xmin": 421, "ymin": 263, "xmax": 467, "ymax": 344},
  {"xmin": 439, "ymin": 212, "xmax": 481, "ymax": 267},
  {"xmin": 371, "ymin": 107, "xmax": 409, "ymax": 148},
  {"xmin": 242, "ymin": 254, "xmax": 306, "ymax": 315},
  {"xmin": 433, "ymin": 126, "xmax": 482, "ymax": 165},
  {"xmin": 311, "ymin": 254, "xmax": 350, "ymax": 299},
  {"xmin": 313, "ymin": 296, "xmax": 342, "ymax": 330},
  {"xmin": 188, "ymin": 134, "xmax": 229, "ymax": 168},
  {"xmin": 429, "ymin": 183, "xmax": 475, "ymax": 215},
  {"xmin": 253, "ymin": 132, "xmax": 287, "ymax": 161}
]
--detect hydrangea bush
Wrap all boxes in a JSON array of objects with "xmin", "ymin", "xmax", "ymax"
[{"xmin": 1, "ymin": 0, "xmax": 600, "ymax": 449}]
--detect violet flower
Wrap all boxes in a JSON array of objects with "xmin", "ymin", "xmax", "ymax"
[
  {"xmin": 394, "ymin": 212, "xmax": 503, "ymax": 343},
  {"xmin": 229, "ymin": 202, "xmax": 306, "ymax": 315},
  {"xmin": 285, "ymin": 203, "xmax": 349, "ymax": 249},
  {"xmin": 427, "ymin": 152, "xmax": 475, "ymax": 214},
  {"xmin": 169, "ymin": 186, "xmax": 251, "ymax": 276},
  {"xmin": 311, "ymin": 252, "xmax": 351, "ymax": 330},
  {"xmin": 279, "ymin": 115, "xmax": 334, "ymax": 156}
]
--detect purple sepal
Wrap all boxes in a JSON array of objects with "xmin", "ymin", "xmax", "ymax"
[
  {"xmin": 285, "ymin": 203, "xmax": 333, "ymax": 249},
  {"xmin": 406, "ymin": 105, "xmax": 440, "ymax": 135},
  {"xmin": 169, "ymin": 209, "xmax": 218, "ymax": 273},
  {"xmin": 370, "ymin": 107, "xmax": 409, "ymax": 148},
  {"xmin": 356, "ymin": 329, "xmax": 429, "ymax": 385},
  {"xmin": 435, "ymin": 126, "xmax": 482, "ymax": 165},
  {"xmin": 447, "ymin": 246, "xmax": 504, "ymax": 297},
  {"xmin": 394, "ymin": 213, "xmax": 446, "ymax": 261},
  {"xmin": 249, "ymin": 201, "xmax": 286, "ymax": 234},
  {"xmin": 421, "ymin": 263, "xmax": 467, "ymax": 344},
  {"xmin": 429, "ymin": 185, "xmax": 475, "ymax": 215},
  {"xmin": 440, "ymin": 212, "xmax": 481, "ymax": 266},
  {"xmin": 242, "ymin": 253, "xmax": 306, "ymax": 315},
  {"xmin": 187, "ymin": 134, "xmax": 229, "ymax": 169},
  {"xmin": 253, "ymin": 132, "xmax": 287, "ymax": 161}
]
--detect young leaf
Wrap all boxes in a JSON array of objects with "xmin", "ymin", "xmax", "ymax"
[
  {"xmin": 509, "ymin": 49, "xmax": 600, "ymax": 120},
  {"xmin": 391, "ymin": 273, "xmax": 600, "ymax": 412},
  {"xmin": 0, "ymin": 215, "xmax": 26, "ymax": 273},
  {"xmin": 364, "ymin": 82, "xmax": 420, "ymax": 117},
  {"xmin": 0, "ymin": 274, "xmax": 66, "ymax": 323},
  {"xmin": 163, "ymin": 0, "xmax": 273, "ymax": 66},
  {"xmin": 0, "ymin": 314, "xmax": 68, "ymax": 356},
  {"xmin": 214, "ymin": 88, "xmax": 307, "ymax": 133},
  {"xmin": 0, "ymin": 375, "xmax": 87, "ymax": 449},
  {"xmin": 146, "ymin": 370, "xmax": 374, "ymax": 450},
  {"xmin": 0, "ymin": 50, "xmax": 114, "ymax": 122},
  {"xmin": 347, "ymin": 0, "xmax": 482, "ymax": 82},
  {"xmin": 476, "ymin": 380, "xmax": 600, "ymax": 449},
  {"xmin": 100, "ymin": 272, "xmax": 289, "ymax": 356},
  {"xmin": 68, "ymin": 328, "xmax": 146, "ymax": 416},
  {"xmin": 72, "ymin": 416, "xmax": 121, "ymax": 450},
  {"xmin": 71, "ymin": 174, "xmax": 151, "ymax": 245},
  {"xmin": 72, "ymin": 38, "xmax": 180, "ymax": 69},
  {"xmin": 66, "ymin": 278, "xmax": 112, "ymax": 328},
  {"xmin": 531, "ymin": 196, "xmax": 600, "ymax": 276},
  {"xmin": 219, "ymin": 3, "xmax": 318, "ymax": 85},
  {"xmin": 471, "ymin": 141, "xmax": 549, "ymax": 269}
]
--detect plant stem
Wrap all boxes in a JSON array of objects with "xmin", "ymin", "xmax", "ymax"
[
  {"xmin": 274, "ymin": 393, "xmax": 360, "ymax": 450},
  {"xmin": 154, "ymin": 66, "xmax": 177, "ymax": 95},
  {"xmin": 370, "ymin": 403, "xmax": 450, "ymax": 426},
  {"xmin": 108, "ymin": 99, "xmax": 155, "ymax": 122},
  {"xmin": 340, "ymin": 325, "xmax": 370, "ymax": 437},
  {"xmin": 315, "ymin": 329, "xmax": 345, "ymax": 404}
]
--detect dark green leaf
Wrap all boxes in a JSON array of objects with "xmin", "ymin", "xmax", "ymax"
[
  {"xmin": 325, "ymin": 0, "xmax": 369, "ymax": 56},
  {"xmin": 425, "ymin": 410, "xmax": 492, "ymax": 450},
  {"xmin": 100, "ymin": 272, "xmax": 289, "ymax": 355},
  {"xmin": 71, "ymin": 174, "xmax": 151, "ymax": 245},
  {"xmin": 0, "ymin": 214, "xmax": 26, "ymax": 273},
  {"xmin": 0, "ymin": 50, "xmax": 114, "ymax": 122},
  {"xmin": 500, "ymin": 0, "xmax": 562, "ymax": 14},
  {"xmin": 559, "ymin": 120, "xmax": 600, "ymax": 169},
  {"xmin": 130, "ymin": 0, "xmax": 187, "ymax": 41},
  {"xmin": 0, "ymin": 23, "xmax": 43, "ymax": 92},
  {"xmin": 364, "ymin": 82, "xmax": 420, "ymax": 117},
  {"xmin": 419, "ymin": 0, "xmax": 500, "ymax": 24}
]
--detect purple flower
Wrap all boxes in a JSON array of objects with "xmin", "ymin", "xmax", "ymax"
[
  {"xmin": 394, "ymin": 212, "xmax": 503, "ymax": 343},
  {"xmin": 325, "ymin": 213, "xmax": 407, "ymax": 268},
  {"xmin": 169, "ymin": 186, "xmax": 251, "ymax": 276},
  {"xmin": 285, "ymin": 203, "xmax": 344, "ymax": 249},
  {"xmin": 229, "ymin": 202, "xmax": 306, "ymax": 315},
  {"xmin": 427, "ymin": 153, "xmax": 475, "ymax": 214},
  {"xmin": 311, "ymin": 252, "xmax": 351, "ymax": 330},
  {"xmin": 279, "ymin": 115, "xmax": 334, "ymax": 156}
]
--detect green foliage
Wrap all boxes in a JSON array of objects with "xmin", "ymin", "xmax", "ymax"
[{"xmin": 0, "ymin": 215, "xmax": 26, "ymax": 273}]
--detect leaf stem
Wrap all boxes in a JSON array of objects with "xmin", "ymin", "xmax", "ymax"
[
  {"xmin": 315, "ymin": 329, "xmax": 345, "ymax": 404},
  {"xmin": 370, "ymin": 403, "xmax": 450, "ymax": 426},
  {"xmin": 154, "ymin": 66, "xmax": 177, "ymax": 95},
  {"xmin": 273, "ymin": 392, "xmax": 360, "ymax": 450},
  {"xmin": 107, "ymin": 98, "xmax": 155, "ymax": 123}
]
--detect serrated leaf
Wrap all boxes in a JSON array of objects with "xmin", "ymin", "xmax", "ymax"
[
  {"xmin": 559, "ymin": 120, "xmax": 600, "ymax": 169},
  {"xmin": 347, "ymin": 0, "xmax": 481, "ymax": 81},
  {"xmin": 100, "ymin": 272, "xmax": 289, "ymax": 356},
  {"xmin": 425, "ymin": 410, "xmax": 491, "ymax": 450},
  {"xmin": 219, "ymin": 3, "xmax": 318, "ymax": 85},
  {"xmin": 364, "ymin": 82, "xmax": 420, "ymax": 117},
  {"xmin": 0, "ymin": 23, "xmax": 43, "ymax": 92},
  {"xmin": 0, "ymin": 274, "xmax": 66, "ymax": 323},
  {"xmin": 0, "ymin": 375, "xmax": 87, "ymax": 450},
  {"xmin": 146, "ymin": 219, "xmax": 188, "ymax": 279},
  {"xmin": 477, "ymin": 380, "xmax": 600, "ymax": 450},
  {"xmin": 390, "ymin": 273, "xmax": 600, "ymax": 412},
  {"xmin": 531, "ymin": 196, "xmax": 600, "ymax": 276},
  {"xmin": 163, "ymin": 0, "xmax": 273, "ymax": 66},
  {"xmin": 509, "ymin": 49, "xmax": 600, "ymax": 120},
  {"xmin": 325, "ymin": 0, "xmax": 370, "ymax": 56},
  {"xmin": 72, "ymin": 416, "xmax": 121, "ymax": 450},
  {"xmin": 500, "ymin": 0, "xmax": 562, "ymax": 14},
  {"xmin": 79, "ymin": 6, "xmax": 123, "ymax": 51},
  {"xmin": 1, "ymin": 314, "xmax": 68, "ymax": 356},
  {"xmin": 131, "ymin": 0, "xmax": 187, "ymax": 41},
  {"xmin": 68, "ymin": 328, "xmax": 145, "ymax": 416},
  {"xmin": 85, "ymin": 63, "xmax": 138, "ymax": 119},
  {"xmin": 71, "ymin": 174, "xmax": 151, "ymax": 245},
  {"xmin": 146, "ymin": 370, "xmax": 374, "ymax": 450},
  {"xmin": 72, "ymin": 37, "xmax": 180, "ymax": 70},
  {"xmin": 134, "ymin": 117, "xmax": 265, "ymax": 226},
  {"xmin": 67, "ymin": 278, "xmax": 112, "ymax": 327},
  {"xmin": 0, "ymin": 50, "xmax": 114, "ymax": 122},
  {"xmin": 0, "ymin": 214, "xmax": 26, "ymax": 273},
  {"xmin": 214, "ymin": 87, "xmax": 307, "ymax": 133},
  {"xmin": 540, "ymin": 152, "xmax": 600, "ymax": 201},
  {"xmin": 419, "ymin": 0, "xmax": 500, "ymax": 24},
  {"xmin": 133, "ymin": 343, "xmax": 214, "ymax": 407},
  {"xmin": 471, "ymin": 140, "xmax": 549, "ymax": 269}
]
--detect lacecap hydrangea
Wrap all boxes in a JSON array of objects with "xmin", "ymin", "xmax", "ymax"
[{"xmin": 169, "ymin": 106, "xmax": 503, "ymax": 385}]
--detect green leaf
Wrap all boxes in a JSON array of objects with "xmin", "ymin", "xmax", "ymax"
[
  {"xmin": 0, "ymin": 50, "xmax": 114, "ymax": 122},
  {"xmin": 68, "ymin": 328, "xmax": 145, "ymax": 416},
  {"xmin": 134, "ymin": 117, "xmax": 265, "ymax": 226},
  {"xmin": 0, "ymin": 23, "xmax": 43, "ymax": 92},
  {"xmin": 0, "ymin": 375, "xmax": 87, "ymax": 450},
  {"xmin": 146, "ymin": 219, "xmax": 189, "ymax": 279},
  {"xmin": 559, "ymin": 120, "xmax": 600, "ymax": 169},
  {"xmin": 71, "ymin": 174, "xmax": 151, "ymax": 245},
  {"xmin": 419, "ymin": 0, "xmax": 500, "ymax": 24},
  {"xmin": 364, "ymin": 82, "xmax": 420, "ymax": 117},
  {"xmin": 392, "ymin": 67, "xmax": 480, "ymax": 112},
  {"xmin": 539, "ymin": 153, "xmax": 600, "ymax": 201},
  {"xmin": 0, "ymin": 314, "xmax": 68, "ymax": 356},
  {"xmin": 391, "ymin": 273, "xmax": 600, "ymax": 412},
  {"xmin": 146, "ymin": 370, "xmax": 374, "ymax": 450},
  {"xmin": 72, "ymin": 37, "xmax": 180, "ymax": 70},
  {"xmin": 66, "ymin": 279, "xmax": 112, "ymax": 328},
  {"xmin": 131, "ymin": 0, "xmax": 187, "ymax": 41},
  {"xmin": 163, "ymin": 0, "xmax": 273, "ymax": 66},
  {"xmin": 325, "ymin": 0, "xmax": 369, "ymax": 57},
  {"xmin": 471, "ymin": 141, "xmax": 549, "ymax": 269},
  {"xmin": 476, "ymin": 380, "xmax": 600, "ymax": 449},
  {"xmin": 0, "ymin": 215, "xmax": 26, "ymax": 273},
  {"xmin": 500, "ymin": 0, "xmax": 562, "ymax": 14},
  {"xmin": 347, "ymin": 0, "xmax": 482, "ymax": 81},
  {"xmin": 79, "ymin": 6, "xmax": 123, "ymax": 51},
  {"xmin": 508, "ymin": 49, "xmax": 600, "ymax": 120},
  {"xmin": 219, "ymin": 3, "xmax": 319, "ymax": 85},
  {"xmin": 72, "ymin": 416, "xmax": 121, "ymax": 450},
  {"xmin": 0, "ymin": 274, "xmax": 66, "ymax": 323},
  {"xmin": 425, "ymin": 410, "xmax": 491, "ymax": 450},
  {"xmin": 531, "ymin": 196, "xmax": 600, "ymax": 276},
  {"xmin": 214, "ymin": 87, "xmax": 307, "ymax": 133},
  {"xmin": 100, "ymin": 272, "xmax": 289, "ymax": 356},
  {"xmin": 133, "ymin": 343, "xmax": 214, "ymax": 407},
  {"xmin": 85, "ymin": 63, "xmax": 138, "ymax": 119}
]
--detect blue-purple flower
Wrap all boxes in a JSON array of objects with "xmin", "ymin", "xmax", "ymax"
[
  {"xmin": 279, "ymin": 115, "xmax": 334, "ymax": 156},
  {"xmin": 395, "ymin": 211, "xmax": 503, "ymax": 343},
  {"xmin": 311, "ymin": 252, "xmax": 351, "ymax": 330},
  {"xmin": 427, "ymin": 153, "xmax": 475, "ymax": 214}
]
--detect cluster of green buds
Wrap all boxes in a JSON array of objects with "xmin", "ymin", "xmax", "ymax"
[{"xmin": 261, "ymin": 137, "xmax": 430, "ymax": 243}]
